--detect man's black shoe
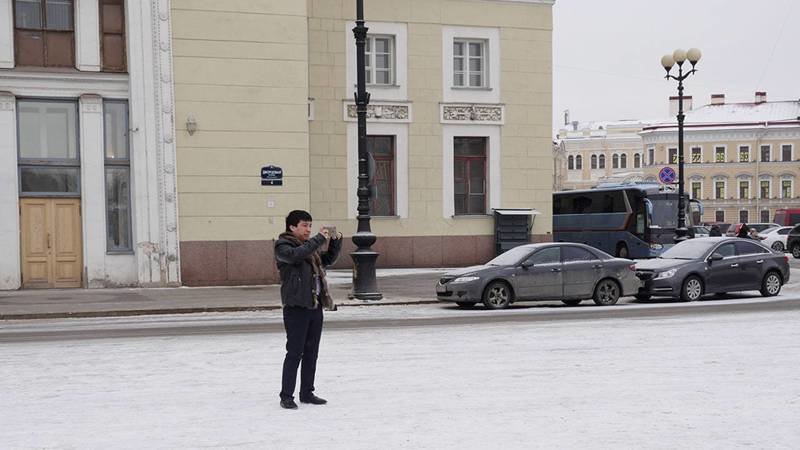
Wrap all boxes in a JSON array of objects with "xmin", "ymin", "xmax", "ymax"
[
  {"xmin": 299, "ymin": 395, "xmax": 327, "ymax": 405},
  {"xmin": 280, "ymin": 398, "xmax": 298, "ymax": 409}
]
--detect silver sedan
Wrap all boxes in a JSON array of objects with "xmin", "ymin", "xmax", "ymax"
[{"xmin": 436, "ymin": 243, "xmax": 640, "ymax": 309}]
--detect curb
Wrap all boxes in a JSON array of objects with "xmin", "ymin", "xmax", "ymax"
[{"xmin": 0, "ymin": 299, "xmax": 441, "ymax": 321}]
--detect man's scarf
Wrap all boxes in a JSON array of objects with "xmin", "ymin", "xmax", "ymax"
[{"xmin": 279, "ymin": 232, "xmax": 336, "ymax": 310}]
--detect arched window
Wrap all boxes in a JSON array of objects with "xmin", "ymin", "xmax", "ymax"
[
  {"xmin": 575, "ymin": 155, "xmax": 582, "ymax": 170},
  {"xmin": 634, "ymin": 153, "xmax": 641, "ymax": 168},
  {"xmin": 568, "ymin": 155, "xmax": 574, "ymax": 170},
  {"xmin": 612, "ymin": 154, "xmax": 619, "ymax": 169},
  {"xmin": 620, "ymin": 153, "xmax": 627, "ymax": 169},
  {"xmin": 599, "ymin": 154, "xmax": 606, "ymax": 169},
  {"xmin": 591, "ymin": 155, "xmax": 598, "ymax": 169}
]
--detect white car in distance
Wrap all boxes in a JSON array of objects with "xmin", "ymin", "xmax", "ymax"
[{"xmin": 760, "ymin": 226, "xmax": 793, "ymax": 252}]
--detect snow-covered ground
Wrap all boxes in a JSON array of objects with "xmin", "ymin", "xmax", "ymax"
[{"xmin": 2, "ymin": 307, "xmax": 799, "ymax": 449}]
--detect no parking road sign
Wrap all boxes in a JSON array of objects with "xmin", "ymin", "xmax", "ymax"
[{"xmin": 658, "ymin": 166, "xmax": 677, "ymax": 184}]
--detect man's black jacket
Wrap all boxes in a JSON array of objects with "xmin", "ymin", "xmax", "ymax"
[{"xmin": 274, "ymin": 233, "xmax": 342, "ymax": 308}]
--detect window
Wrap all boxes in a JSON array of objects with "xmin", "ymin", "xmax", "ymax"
[
  {"xmin": 100, "ymin": 0, "xmax": 126, "ymax": 72},
  {"xmin": 760, "ymin": 180, "xmax": 771, "ymax": 199},
  {"xmin": 761, "ymin": 145, "xmax": 771, "ymax": 162},
  {"xmin": 453, "ymin": 39, "xmax": 486, "ymax": 88},
  {"xmin": 782, "ymin": 179, "xmax": 793, "ymax": 198},
  {"xmin": 668, "ymin": 148, "xmax": 678, "ymax": 164},
  {"xmin": 612, "ymin": 154, "xmax": 619, "ymax": 169},
  {"xmin": 591, "ymin": 154, "xmax": 597, "ymax": 170},
  {"xmin": 575, "ymin": 155, "xmax": 582, "ymax": 170},
  {"xmin": 761, "ymin": 210, "xmax": 771, "ymax": 223},
  {"xmin": 691, "ymin": 181, "xmax": 702, "ymax": 199},
  {"xmin": 365, "ymin": 35, "xmax": 394, "ymax": 85},
  {"xmin": 714, "ymin": 180, "xmax": 726, "ymax": 199},
  {"xmin": 782, "ymin": 144, "xmax": 793, "ymax": 162},
  {"xmin": 648, "ymin": 148, "xmax": 654, "ymax": 166},
  {"xmin": 735, "ymin": 241, "xmax": 767, "ymax": 256},
  {"xmin": 17, "ymin": 99, "xmax": 80, "ymax": 195},
  {"xmin": 14, "ymin": 0, "xmax": 75, "ymax": 67},
  {"xmin": 738, "ymin": 145, "xmax": 750, "ymax": 162},
  {"xmin": 715, "ymin": 146, "xmax": 726, "ymax": 163},
  {"xmin": 739, "ymin": 210, "xmax": 749, "ymax": 223},
  {"xmin": 620, "ymin": 153, "xmax": 627, "ymax": 169},
  {"xmin": 567, "ymin": 155, "xmax": 574, "ymax": 170},
  {"xmin": 562, "ymin": 246, "xmax": 597, "ymax": 262},
  {"xmin": 552, "ymin": 190, "xmax": 626, "ymax": 215},
  {"xmin": 103, "ymin": 100, "xmax": 132, "ymax": 252},
  {"xmin": 454, "ymin": 137, "xmax": 486, "ymax": 215},
  {"xmin": 367, "ymin": 135, "xmax": 395, "ymax": 216},
  {"xmin": 633, "ymin": 153, "xmax": 641, "ymax": 168},
  {"xmin": 739, "ymin": 180, "xmax": 750, "ymax": 199},
  {"xmin": 691, "ymin": 147, "xmax": 702, "ymax": 163},
  {"xmin": 598, "ymin": 154, "xmax": 605, "ymax": 169},
  {"xmin": 715, "ymin": 210, "xmax": 725, "ymax": 222},
  {"xmin": 714, "ymin": 243, "xmax": 735, "ymax": 258},
  {"xmin": 525, "ymin": 247, "xmax": 560, "ymax": 265}
]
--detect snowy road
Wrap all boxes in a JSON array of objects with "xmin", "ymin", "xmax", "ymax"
[{"xmin": 2, "ymin": 302, "xmax": 800, "ymax": 448}]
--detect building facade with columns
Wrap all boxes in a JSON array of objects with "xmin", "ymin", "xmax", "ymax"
[
  {"xmin": 0, "ymin": 0, "xmax": 180, "ymax": 289},
  {"xmin": 640, "ymin": 93, "xmax": 800, "ymax": 225},
  {"xmin": 175, "ymin": 0, "xmax": 555, "ymax": 286}
]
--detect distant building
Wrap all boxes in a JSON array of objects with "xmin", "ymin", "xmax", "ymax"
[{"xmin": 640, "ymin": 93, "xmax": 800, "ymax": 224}]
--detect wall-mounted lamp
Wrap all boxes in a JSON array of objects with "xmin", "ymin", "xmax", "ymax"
[{"xmin": 186, "ymin": 115, "xmax": 197, "ymax": 135}]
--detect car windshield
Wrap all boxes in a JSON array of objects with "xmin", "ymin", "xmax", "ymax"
[
  {"xmin": 486, "ymin": 246, "xmax": 534, "ymax": 266},
  {"xmin": 659, "ymin": 240, "xmax": 717, "ymax": 260},
  {"xmin": 650, "ymin": 199, "xmax": 678, "ymax": 229}
]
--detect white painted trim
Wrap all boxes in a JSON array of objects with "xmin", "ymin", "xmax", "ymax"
[
  {"xmin": 0, "ymin": 71, "xmax": 130, "ymax": 98},
  {"xmin": 690, "ymin": 179, "xmax": 704, "ymax": 200},
  {"xmin": 737, "ymin": 144, "xmax": 751, "ymax": 163},
  {"xmin": 0, "ymin": 0, "xmax": 13, "ymax": 68},
  {"xmin": 737, "ymin": 178, "xmax": 751, "ymax": 200},
  {"xmin": 713, "ymin": 144, "xmax": 727, "ymax": 163},
  {"xmin": 758, "ymin": 178, "xmax": 772, "ymax": 199},
  {"xmin": 346, "ymin": 123, "xmax": 409, "ymax": 219},
  {"xmin": 75, "ymin": 0, "xmax": 101, "ymax": 71},
  {"xmin": 0, "ymin": 92, "xmax": 20, "ymax": 289},
  {"xmin": 713, "ymin": 178, "xmax": 727, "ymax": 200},
  {"xmin": 345, "ymin": 21, "xmax": 407, "ymax": 102},
  {"xmin": 442, "ymin": 26, "xmax": 500, "ymax": 104},
  {"xmin": 780, "ymin": 143, "xmax": 794, "ymax": 162},
  {"xmin": 442, "ymin": 125, "xmax": 501, "ymax": 218},
  {"xmin": 79, "ymin": 94, "xmax": 106, "ymax": 286},
  {"xmin": 780, "ymin": 177, "xmax": 794, "ymax": 199},
  {"xmin": 759, "ymin": 143, "xmax": 772, "ymax": 162},
  {"xmin": 690, "ymin": 145, "xmax": 703, "ymax": 163}
]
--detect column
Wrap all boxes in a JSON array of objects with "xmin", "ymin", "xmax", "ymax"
[
  {"xmin": 0, "ymin": 92, "xmax": 20, "ymax": 289},
  {"xmin": 79, "ymin": 94, "xmax": 107, "ymax": 286},
  {"xmin": 75, "ymin": 0, "xmax": 101, "ymax": 71},
  {"xmin": 0, "ymin": 0, "xmax": 13, "ymax": 68}
]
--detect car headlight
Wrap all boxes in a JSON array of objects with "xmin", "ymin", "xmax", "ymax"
[
  {"xmin": 655, "ymin": 268, "xmax": 677, "ymax": 280},
  {"xmin": 451, "ymin": 276, "xmax": 480, "ymax": 284},
  {"xmin": 650, "ymin": 243, "xmax": 663, "ymax": 250}
]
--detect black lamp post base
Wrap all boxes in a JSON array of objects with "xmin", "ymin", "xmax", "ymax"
[{"xmin": 349, "ymin": 249, "xmax": 382, "ymax": 301}]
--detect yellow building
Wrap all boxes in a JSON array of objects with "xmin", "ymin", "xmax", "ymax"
[{"xmin": 173, "ymin": 0, "xmax": 556, "ymax": 285}]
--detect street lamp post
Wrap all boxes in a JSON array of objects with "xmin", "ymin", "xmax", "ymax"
[
  {"xmin": 350, "ymin": 0, "xmax": 382, "ymax": 300},
  {"xmin": 661, "ymin": 48, "xmax": 702, "ymax": 242}
]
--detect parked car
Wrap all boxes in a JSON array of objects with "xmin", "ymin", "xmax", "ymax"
[
  {"xmin": 436, "ymin": 243, "xmax": 640, "ymax": 309},
  {"xmin": 773, "ymin": 208, "xmax": 800, "ymax": 226},
  {"xmin": 689, "ymin": 225, "xmax": 710, "ymax": 238},
  {"xmin": 760, "ymin": 226, "xmax": 793, "ymax": 252},
  {"xmin": 726, "ymin": 222, "xmax": 779, "ymax": 237},
  {"xmin": 634, "ymin": 237, "xmax": 789, "ymax": 302},
  {"xmin": 704, "ymin": 222, "xmax": 732, "ymax": 235},
  {"xmin": 786, "ymin": 225, "xmax": 800, "ymax": 258}
]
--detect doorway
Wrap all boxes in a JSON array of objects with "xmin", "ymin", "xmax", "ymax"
[{"xmin": 20, "ymin": 198, "xmax": 83, "ymax": 288}]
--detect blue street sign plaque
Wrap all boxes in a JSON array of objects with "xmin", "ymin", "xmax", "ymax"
[
  {"xmin": 261, "ymin": 165, "xmax": 283, "ymax": 186},
  {"xmin": 658, "ymin": 166, "xmax": 677, "ymax": 184}
]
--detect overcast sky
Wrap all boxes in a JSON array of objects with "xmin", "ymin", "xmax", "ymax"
[{"xmin": 552, "ymin": 0, "xmax": 799, "ymax": 133}]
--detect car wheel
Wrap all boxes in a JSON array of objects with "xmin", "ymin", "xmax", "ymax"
[
  {"xmin": 760, "ymin": 271, "xmax": 782, "ymax": 297},
  {"xmin": 680, "ymin": 275, "xmax": 704, "ymax": 302},
  {"xmin": 562, "ymin": 299, "xmax": 582, "ymax": 306},
  {"xmin": 593, "ymin": 279, "xmax": 620, "ymax": 306},
  {"xmin": 482, "ymin": 281, "xmax": 513, "ymax": 310},
  {"xmin": 616, "ymin": 243, "xmax": 629, "ymax": 258},
  {"xmin": 456, "ymin": 301, "xmax": 477, "ymax": 309},
  {"xmin": 792, "ymin": 243, "xmax": 800, "ymax": 259},
  {"xmin": 634, "ymin": 293, "xmax": 651, "ymax": 301},
  {"xmin": 771, "ymin": 241, "xmax": 785, "ymax": 252}
]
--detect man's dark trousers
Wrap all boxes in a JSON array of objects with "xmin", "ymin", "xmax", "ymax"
[{"xmin": 280, "ymin": 304, "xmax": 323, "ymax": 400}]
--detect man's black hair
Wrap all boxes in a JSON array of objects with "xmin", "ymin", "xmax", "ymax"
[{"xmin": 285, "ymin": 210, "xmax": 313, "ymax": 231}]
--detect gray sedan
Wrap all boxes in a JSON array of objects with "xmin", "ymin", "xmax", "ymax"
[
  {"xmin": 634, "ymin": 237, "xmax": 790, "ymax": 301},
  {"xmin": 436, "ymin": 243, "xmax": 640, "ymax": 309}
]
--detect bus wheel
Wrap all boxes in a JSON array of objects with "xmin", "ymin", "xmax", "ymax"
[{"xmin": 615, "ymin": 243, "xmax": 629, "ymax": 258}]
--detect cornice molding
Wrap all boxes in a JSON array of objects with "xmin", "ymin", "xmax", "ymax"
[{"xmin": 0, "ymin": 70, "xmax": 129, "ymax": 98}]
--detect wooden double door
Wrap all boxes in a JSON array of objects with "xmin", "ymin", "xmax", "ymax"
[{"xmin": 20, "ymin": 198, "xmax": 83, "ymax": 289}]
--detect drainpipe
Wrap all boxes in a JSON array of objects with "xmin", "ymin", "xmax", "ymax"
[{"xmin": 755, "ymin": 122, "xmax": 769, "ymax": 216}]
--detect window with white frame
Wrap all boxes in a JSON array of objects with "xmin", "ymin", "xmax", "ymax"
[
  {"xmin": 453, "ymin": 39, "xmax": 486, "ymax": 88},
  {"xmin": 568, "ymin": 155, "xmax": 574, "ymax": 170},
  {"xmin": 367, "ymin": 135, "xmax": 396, "ymax": 216},
  {"xmin": 739, "ymin": 210, "xmax": 749, "ymax": 223},
  {"xmin": 714, "ymin": 179, "xmax": 726, "ymax": 199},
  {"xmin": 760, "ymin": 179, "xmax": 771, "ymax": 199},
  {"xmin": 612, "ymin": 154, "xmax": 619, "ymax": 169},
  {"xmin": 590, "ymin": 154, "xmax": 597, "ymax": 170},
  {"xmin": 598, "ymin": 154, "xmax": 605, "ymax": 169},
  {"xmin": 104, "ymin": 100, "xmax": 132, "ymax": 252},
  {"xmin": 668, "ymin": 148, "xmax": 678, "ymax": 164},
  {"xmin": 647, "ymin": 148, "xmax": 654, "ymax": 166},
  {"xmin": 691, "ymin": 146, "xmax": 702, "ymax": 163},
  {"xmin": 760, "ymin": 209, "xmax": 770, "ymax": 222},
  {"xmin": 633, "ymin": 153, "xmax": 641, "ymax": 168},
  {"xmin": 738, "ymin": 145, "xmax": 750, "ymax": 162},
  {"xmin": 782, "ymin": 144, "xmax": 793, "ymax": 162},
  {"xmin": 715, "ymin": 210, "xmax": 725, "ymax": 222},
  {"xmin": 782, "ymin": 178, "xmax": 793, "ymax": 198},
  {"xmin": 715, "ymin": 146, "xmax": 726, "ymax": 163},
  {"xmin": 691, "ymin": 181, "xmax": 702, "ymax": 199},
  {"xmin": 620, "ymin": 153, "xmax": 627, "ymax": 169},
  {"xmin": 575, "ymin": 155, "xmax": 582, "ymax": 170},
  {"xmin": 738, "ymin": 179, "xmax": 750, "ymax": 199},
  {"xmin": 365, "ymin": 35, "xmax": 395, "ymax": 85},
  {"xmin": 453, "ymin": 137, "xmax": 487, "ymax": 215},
  {"xmin": 760, "ymin": 145, "xmax": 771, "ymax": 162}
]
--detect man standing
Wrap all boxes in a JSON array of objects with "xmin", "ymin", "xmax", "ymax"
[{"xmin": 275, "ymin": 210, "xmax": 342, "ymax": 410}]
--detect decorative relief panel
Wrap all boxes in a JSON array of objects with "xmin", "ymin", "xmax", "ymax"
[
  {"xmin": 440, "ymin": 103, "xmax": 504, "ymax": 125},
  {"xmin": 344, "ymin": 103, "xmax": 411, "ymax": 122}
]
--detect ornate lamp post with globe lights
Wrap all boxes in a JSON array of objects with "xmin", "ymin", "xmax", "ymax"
[{"xmin": 660, "ymin": 48, "xmax": 702, "ymax": 242}]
